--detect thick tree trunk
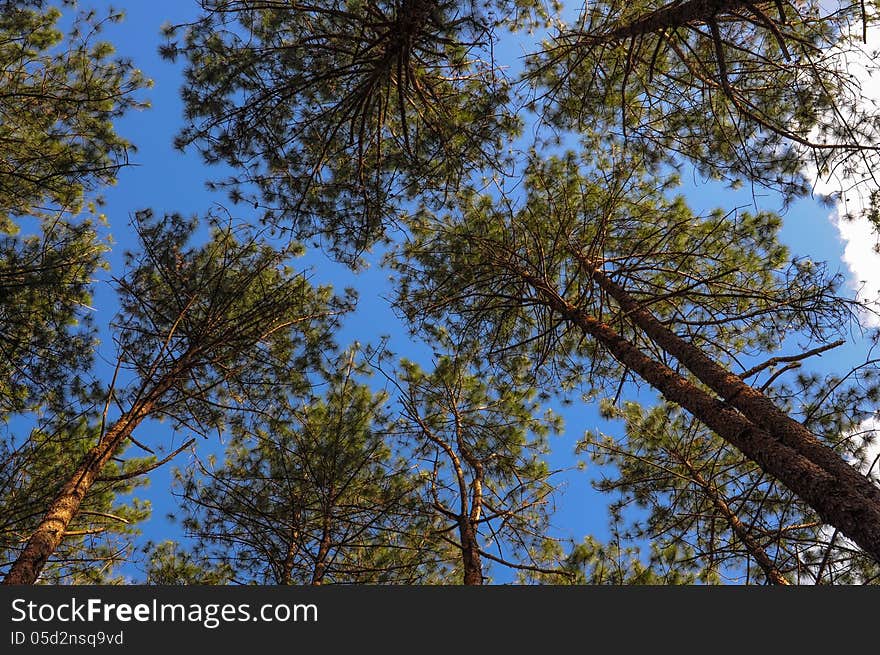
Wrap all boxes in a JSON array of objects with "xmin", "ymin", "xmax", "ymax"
[
  {"xmin": 2, "ymin": 401, "xmax": 155, "ymax": 585},
  {"xmin": 588, "ymin": 0, "xmax": 753, "ymax": 43},
  {"xmin": 459, "ymin": 519, "xmax": 484, "ymax": 585},
  {"xmin": 514, "ymin": 266, "xmax": 880, "ymax": 563},
  {"xmin": 586, "ymin": 264, "xmax": 880, "ymax": 507}
]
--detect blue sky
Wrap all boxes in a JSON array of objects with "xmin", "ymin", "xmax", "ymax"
[
  {"xmin": 68, "ymin": 0, "xmax": 880, "ymax": 582},
  {"xmin": 83, "ymin": 0, "xmax": 611, "ymax": 581}
]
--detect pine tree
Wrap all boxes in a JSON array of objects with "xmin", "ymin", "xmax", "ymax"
[
  {"xmin": 7, "ymin": 1, "xmax": 878, "ymax": 584},
  {"xmin": 159, "ymin": 0, "xmax": 548, "ymax": 260},
  {"xmin": 2, "ymin": 211, "xmax": 347, "ymax": 584},
  {"xmin": 580, "ymin": 358, "xmax": 880, "ymax": 584},
  {"xmin": 0, "ymin": 219, "xmax": 104, "ymax": 417},
  {"xmin": 389, "ymin": 349, "xmax": 567, "ymax": 583},
  {"xmin": 0, "ymin": 0, "xmax": 148, "ymax": 415},
  {"xmin": 1, "ymin": 413, "xmax": 154, "ymax": 583},
  {"xmin": 0, "ymin": 1, "xmax": 152, "ymax": 584},
  {"xmin": 165, "ymin": 1, "xmax": 879, "ymax": 257},
  {"xmin": 527, "ymin": 0, "xmax": 880, "ymax": 200},
  {"xmin": 156, "ymin": 1, "xmax": 880, "ymax": 581},
  {"xmin": 390, "ymin": 151, "xmax": 880, "ymax": 566},
  {"xmin": 167, "ymin": 347, "xmax": 445, "ymax": 585},
  {"xmin": 0, "ymin": 1, "xmax": 148, "ymax": 226}
]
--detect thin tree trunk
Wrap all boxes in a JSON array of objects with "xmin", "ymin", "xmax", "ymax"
[
  {"xmin": 280, "ymin": 516, "xmax": 301, "ymax": 585},
  {"xmin": 3, "ymin": 399, "xmax": 157, "ymax": 585},
  {"xmin": 452, "ymin": 404, "xmax": 484, "ymax": 585},
  {"xmin": 513, "ymin": 265, "xmax": 880, "ymax": 563},
  {"xmin": 405, "ymin": 406, "xmax": 485, "ymax": 584},
  {"xmin": 311, "ymin": 515, "xmax": 332, "ymax": 585},
  {"xmin": 676, "ymin": 453, "xmax": 790, "ymax": 585}
]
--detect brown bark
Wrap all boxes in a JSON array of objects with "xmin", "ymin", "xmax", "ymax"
[
  {"xmin": 459, "ymin": 518, "xmax": 484, "ymax": 585},
  {"xmin": 280, "ymin": 515, "xmax": 301, "ymax": 585},
  {"xmin": 451, "ymin": 404, "xmax": 484, "ymax": 585},
  {"xmin": 585, "ymin": 263, "xmax": 880, "ymax": 507},
  {"xmin": 2, "ymin": 399, "xmax": 157, "ymax": 585},
  {"xmin": 587, "ymin": 0, "xmax": 752, "ymax": 44},
  {"xmin": 513, "ymin": 266, "xmax": 880, "ymax": 563},
  {"xmin": 311, "ymin": 514, "xmax": 332, "ymax": 585},
  {"xmin": 405, "ymin": 402, "xmax": 485, "ymax": 584},
  {"xmin": 675, "ymin": 453, "xmax": 790, "ymax": 585}
]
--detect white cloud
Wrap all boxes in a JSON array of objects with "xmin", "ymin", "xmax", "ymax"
[
  {"xmin": 811, "ymin": 19, "xmax": 880, "ymax": 324},
  {"xmin": 831, "ymin": 207, "xmax": 880, "ymax": 306}
]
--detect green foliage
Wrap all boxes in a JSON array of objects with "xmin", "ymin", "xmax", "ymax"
[
  {"xmin": 166, "ymin": 0, "xmax": 880, "ymax": 258},
  {"xmin": 112, "ymin": 210, "xmax": 350, "ymax": 434},
  {"xmin": 0, "ymin": 0, "xmax": 146, "ymax": 417},
  {"xmin": 393, "ymin": 348, "xmax": 566, "ymax": 581},
  {"xmin": 526, "ymin": 536, "xmax": 701, "ymax": 584},
  {"xmin": 161, "ymin": 0, "xmax": 536, "ymax": 261},
  {"xmin": 391, "ymin": 152, "xmax": 853, "ymax": 392},
  {"xmin": 0, "ymin": 0, "xmax": 149, "ymax": 229},
  {"xmin": 526, "ymin": 0, "xmax": 879, "ymax": 200},
  {"xmin": 0, "ymin": 217, "xmax": 105, "ymax": 417},
  {"xmin": 172, "ymin": 347, "xmax": 447, "ymax": 584},
  {"xmin": 142, "ymin": 541, "xmax": 233, "ymax": 585}
]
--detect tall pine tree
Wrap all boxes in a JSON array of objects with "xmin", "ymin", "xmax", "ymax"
[{"xmin": 2, "ymin": 212, "xmax": 347, "ymax": 584}]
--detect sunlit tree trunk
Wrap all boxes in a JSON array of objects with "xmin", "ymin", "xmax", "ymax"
[{"xmin": 3, "ymin": 391, "xmax": 164, "ymax": 585}]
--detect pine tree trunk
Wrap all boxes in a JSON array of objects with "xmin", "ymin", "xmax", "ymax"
[
  {"xmin": 513, "ymin": 265, "xmax": 880, "ymax": 563},
  {"xmin": 586, "ymin": 264, "xmax": 880, "ymax": 507},
  {"xmin": 280, "ymin": 516, "xmax": 301, "ymax": 585},
  {"xmin": 577, "ymin": 304, "xmax": 880, "ymax": 561},
  {"xmin": 311, "ymin": 516, "xmax": 332, "ymax": 585},
  {"xmin": 459, "ymin": 519, "xmax": 483, "ymax": 585},
  {"xmin": 2, "ymin": 402, "xmax": 155, "ymax": 585},
  {"xmin": 676, "ymin": 453, "xmax": 790, "ymax": 585},
  {"xmin": 595, "ymin": 0, "xmax": 752, "ymax": 43}
]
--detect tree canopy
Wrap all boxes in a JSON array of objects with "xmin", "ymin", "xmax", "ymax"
[{"xmin": 3, "ymin": 0, "xmax": 880, "ymax": 585}]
